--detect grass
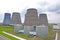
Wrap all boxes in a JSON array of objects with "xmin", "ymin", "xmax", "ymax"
[
  {"xmin": 0, "ymin": 24, "xmax": 56, "ymax": 40},
  {"xmin": 0, "ymin": 25, "xmax": 19, "ymax": 40},
  {"xmin": 58, "ymin": 32, "xmax": 60, "ymax": 40},
  {"xmin": 48, "ymin": 24, "xmax": 55, "ymax": 40}
]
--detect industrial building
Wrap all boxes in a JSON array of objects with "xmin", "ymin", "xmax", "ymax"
[
  {"xmin": 3, "ymin": 8, "xmax": 48, "ymax": 38},
  {"xmin": 24, "ymin": 8, "xmax": 39, "ymax": 26},
  {"xmin": 14, "ymin": 8, "xmax": 48, "ymax": 38},
  {"xmin": 39, "ymin": 14, "xmax": 48, "ymax": 26},
  {"xmin": 11, "ymin": 12, "xmax": 21, "ymax": 25},
  {"xmin": 3, "ymin": 13, "xmax": 11, "ymax": 25}
]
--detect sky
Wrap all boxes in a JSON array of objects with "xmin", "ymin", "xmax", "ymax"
[{"xmin": 0, "ymin": 0, "xmax": 60, "ymax": 23}]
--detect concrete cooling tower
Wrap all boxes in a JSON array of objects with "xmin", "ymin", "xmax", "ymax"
[
  {"xmin": 24, "ymin": 8, "xmax": 39, "ymax": 26},
  {"xmin": 11, "ymin": 12, "xmax": 21, "ymax": 25},
  {"xmin": 24, "ymin": 8, "xmax": 39, "ymax": 35},
  {"xmin": 39, "ymin": 14, "xmax": 48, "ymax": 26},
  {"xmin": 36, "ymin": 14, "xmax": 48, "ymax": 38},
  {"xmin": 3, "ymin": 13, "xmax": 11, "ymax": 25}
]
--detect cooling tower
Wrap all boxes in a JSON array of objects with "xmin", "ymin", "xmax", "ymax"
[
  {"xmin": 24, "ymin": 8, "xmax": 39, "ymax": 26},
  {"xmin": 37, "ymin": 14, "xmax": 48, "ymax": 38},
  {"xmin": 3, "ymin": 13, "xmax": 11, "ymax": 25},
  {"xmin": 14, "ymin": 24, "xmax": 24, "ymax": 33},
  {"xmin": 24, "ymin": 8, "xmax": 39, "ymax": 34},
  {"xmin": 39, "ymin": 14, "xmax": 48, "ymax": 26},
  {"xmin": 11, "ymin": 12, "xmax": 21, "ymax": 25},
  {"xmin": 36, "ymin": 25, "xmax": 48, "ymax": 38}
]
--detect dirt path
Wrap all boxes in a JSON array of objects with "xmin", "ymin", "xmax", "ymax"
[
  {"xmin": 58, "ymin": 33, "xmax": 60, "ymax": 40},
  {"xmin": 0, "ymin": 35, "xmax": 9, "ymax": 40}
]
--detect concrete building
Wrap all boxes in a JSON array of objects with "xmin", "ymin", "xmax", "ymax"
[
  {"xmin": 24, "ymin": 8, "xmax": 38, "ymax": 35},
  {"xmin": 39, "ymin": 14, "xmax": 48, "ymax": 26},
  {"xmin": 3, "ymin": 13, "xmax": 11, "ymax": 25},
  {"xmin": 12, "ymin": 12, "xmax": 24, "ymax": 33},
  {"xmin": 24, "ymin": 8, "xmax": 38, "ymax": 26},
  {"xmin": 53, "ymin": 24, "xmax": 60, "ymax": 40},
  {"xmin": 14, "ymin": 24, "xmax": 24, "ymax": 33},
  {"xmin": 36, "ymin": 25, "xmax": 48, "ymax": 38},
  {"xmin": 53, "ymin": 24, "xmax": 60, "ymax": 30},
  {"xmin": 37, "ymin": 14, "xmax": 48, "ymax": 37},
  {"xmin": 13, "ymin": 9, "xmax": 48, "ymax": 38},
  {"xmin": 57, "ymin": 24, "xmax": 60, "ymax": 30},
  {"xmin": 11, "ymin": 12, "xmax": 21, "ymax": 25}
]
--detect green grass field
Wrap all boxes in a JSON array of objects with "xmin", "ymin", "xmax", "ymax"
[
  {"xmin": 0, "ymin": 24, "xmax": 56, "ymax": 40},
  {"xmin": 0, "ymin": 25, "xmax": 19, "ymax": 40}
]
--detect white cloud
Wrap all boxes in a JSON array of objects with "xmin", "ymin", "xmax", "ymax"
[
  {"xmin": 46, "ymin": 12, "xmax": 60, "ymax": 23},
  {"xmin": 0, "ymin": 0, "xmax": 60, "ymax": 23}
]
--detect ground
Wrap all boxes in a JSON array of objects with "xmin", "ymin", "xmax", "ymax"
[
  {"xmin": 0, "ymin": 35, "xmax": 9, "ymax": 40},
  {"xmin": 0, "ymin": 25, "xmax": 18, "ymax": 40},
  {"xmin": 0, "ymin": 24, "xmax": 57, "ymax": 40},
  {"xmin": 58, "ymin": 31, "xmax": 60, "ymax": 40}
]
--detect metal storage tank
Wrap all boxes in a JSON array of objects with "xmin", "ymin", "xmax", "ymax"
[{"xmin": 3, "ymin": 13, "xmax": 11, "ymax": 25}]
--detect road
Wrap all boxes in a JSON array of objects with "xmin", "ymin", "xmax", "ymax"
[
  {"xmin": 55, "ymin": 32, "xmax": 58, "ymax": 40},
  {"xmin": 55, "ymin": 32, "xmax": 60, "ymax": 40},
  {"xmin": 0, "ymin": 35, "xmax": 9, "ymax": 40},
  {"xmin": 58, "ymin": 33, "xmax": 60, "ymax": 40}
]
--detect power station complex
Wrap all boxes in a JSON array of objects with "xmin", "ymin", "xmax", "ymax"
[{"xmin": 3, "ymin": 8, "xmax": 48, "ymax": 38}]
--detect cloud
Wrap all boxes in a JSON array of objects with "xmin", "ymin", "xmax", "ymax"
[
  {"xmin": 0, "ymin": 0, "xmax": 60, "ymax": 23},
  {"xmin": 47, "ymin": 0, "xmax": 60, "ymax": 14},
  {"xmin": 46, "ymin": 12, "xmax": 60, "ymax": 23},
  {"xmin": 0, "ymin": 12, "xmax": 4, "ymax": 23},
  {"xmin": 47, "ymin": 5, "xmax": 60, "ymax": 12}
]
